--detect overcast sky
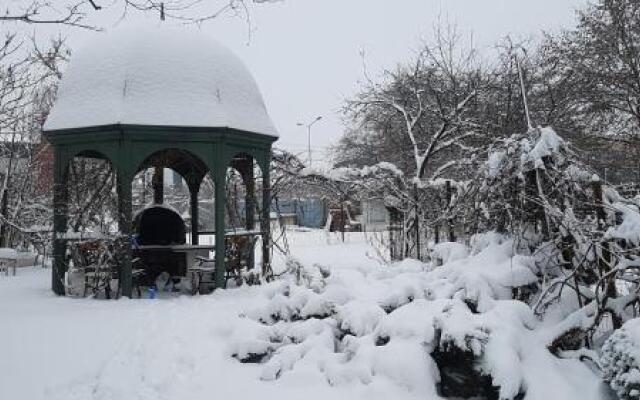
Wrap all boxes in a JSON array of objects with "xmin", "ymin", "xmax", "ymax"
[{"xmin": 50, "ymin": 0, "xmax": 588, "ymax": 163}]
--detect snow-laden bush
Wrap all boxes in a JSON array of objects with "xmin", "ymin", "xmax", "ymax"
[
  {"xmin": 462, "ymin": 127, "xmax": 640, "ymax": 341},
  {"xmin": 602, "ymin": 318, "xmax": 640, "ymax": 399},
  {"xmin": 428, "ymin": 234, "xmax": 539, "ymax": 312},
  {"xmin": 229, "ymin": 239, "xmax": 597, "ymax": 399},
  {"xmin": 430, "ymin": 241, "xmax": 469, "ymax": 265}
]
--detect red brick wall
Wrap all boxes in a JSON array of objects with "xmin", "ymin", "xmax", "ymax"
[{"xmin": 33, "ymin": 139, "xmax": 54, "ymax": 196}]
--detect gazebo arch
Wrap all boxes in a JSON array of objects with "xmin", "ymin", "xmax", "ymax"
[
  {"xmin": 43, "ymin": 27, "xmax": 278, "ymax": 297},
  {"xmin": 134, "ymin": 148, "xmax": 209, "ymax": 245}
]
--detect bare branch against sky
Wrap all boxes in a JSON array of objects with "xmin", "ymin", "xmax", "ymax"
[{"xmin": 0, "ymin": 1, "xmax": 282, "ymax": 29}]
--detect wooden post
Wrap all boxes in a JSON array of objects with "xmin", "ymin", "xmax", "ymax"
[
  {"xmin": 214, "ymin": 168, "xmax": 226, "ymax": 288},
  {"xmin": 261, "ymin": 161, "xmax": 271, "ymax": 277},
  {"xmin": 52, "ymin": 149, "xmax": 69, "ymax": 295},
  {"xmin": 244, "ymin": 159, "xmax": 255, "ymax": 269},
  {"xmin": 117, "ymin": 171, "xmax": 133, "ymax": 298}
]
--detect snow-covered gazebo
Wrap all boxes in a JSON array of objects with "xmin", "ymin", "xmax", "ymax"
[{"xmin": 43, "ymin": 27, "xmax": 278, "ymax": 297}]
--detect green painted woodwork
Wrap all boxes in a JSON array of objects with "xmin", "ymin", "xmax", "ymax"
[{"xmin": 45, "ymin": 124, "xmax": 276, "ymax": 297}]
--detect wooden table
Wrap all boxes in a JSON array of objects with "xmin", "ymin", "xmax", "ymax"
[{"xmin": 135, "ymin": 244, "xmax": 216, "ymax": 271}]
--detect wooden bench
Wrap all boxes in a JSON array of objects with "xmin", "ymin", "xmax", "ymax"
[
  {"xmin": 0, "ymin": 248, "xmax": 22, "ymax": 276},
  {"xmin": 69, "ymin": 239, "xmax": 144, "ymax": 298},
  {"xmin": 0, "ymin": 257, "xmax": 16, "ymax": 276},
  {"xmin": 187, "ymin": 234, "xmax": 258, "ymax": 292}
]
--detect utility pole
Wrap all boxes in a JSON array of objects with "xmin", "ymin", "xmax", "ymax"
[{"xmin": 297, "ymin": 116, "xmax": 322, "ymax": 167}]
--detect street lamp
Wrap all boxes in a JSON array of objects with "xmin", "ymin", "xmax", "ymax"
[{"xmin": 297, "ymin": 116, "xmax": 322, "ymax": 167}]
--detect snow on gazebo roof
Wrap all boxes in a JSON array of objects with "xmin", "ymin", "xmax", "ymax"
[{"xmin": 44, "ymin": 26, "xmax": 278, "ymax": 137}]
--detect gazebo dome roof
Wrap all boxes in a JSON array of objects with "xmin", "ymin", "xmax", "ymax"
[{"xmin": 44, "ymin": 26, "xmax": 278, "ymax": 137}]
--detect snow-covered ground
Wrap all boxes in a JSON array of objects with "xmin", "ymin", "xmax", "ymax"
[{"xmin": 0, "ymin": 230, "xmax": 615, "ymax": 399}]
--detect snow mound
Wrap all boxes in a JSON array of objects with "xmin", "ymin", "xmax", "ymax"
[
  {"xmin": 231, "ymin": 238, "xmax": 599, "ymax": 399},
  {"xmin": 525, "ymin": 127, "xmax": 565, "ymax": 166},
  {"xmin": 431, "ymin": 242, "xmax": 469, "ymax": 264},
  {"xmin": 336, "ymin": 300, "xmax": 386, "ymax": 336},
  {"xmin": 427, "ymin": 234, "xmax": 538, "ymax": 312},
  {"xmin": 606, "ymin": 202, "xmax": 640, "ymax": 245},
  {"xmin": 45, "ymin": 25, "xmax": 277, "ymax": 137},
  {"xmin": 602, "ymin": 318, "xmax": 640, "ymax": 399}
]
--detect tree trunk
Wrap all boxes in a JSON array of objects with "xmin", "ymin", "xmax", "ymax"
[
  {"xmin": 0, "ymin": 177, "xmax": 10, "ymax": 247},
  {"xmin": 0, "ymin": 154, "xmax": 14, "ymax": 247},
  {"xmin": 413, "ymin": 184, "xmax": 420, "ymax": 260},
  {"xmin": 340, "ymin": 201, "xmax": 345, "ymax": 242},
  {"xmin": 446, "ymin": 180, "xmax": 456, "ymax": 242},
  {"xmin": 592, "ymin": 179, "xmax": 620, "ymax": 328}
]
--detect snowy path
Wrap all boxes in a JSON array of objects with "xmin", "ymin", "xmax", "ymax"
[{"xmin": 1, "ymin": 232, "xmax": 401, "ymax": 400}]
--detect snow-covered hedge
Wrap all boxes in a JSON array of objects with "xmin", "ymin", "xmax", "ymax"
[{"xmin": 602, "ymin": 318, "xmax": 640, "ymax": 399}]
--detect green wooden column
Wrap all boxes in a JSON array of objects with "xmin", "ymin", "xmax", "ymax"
[
  {"xmin": 114, "ymin": 135, "xmax": 135, "ymax": 298},
  {"xmin": 214, "ymin": 167, "xmax": 226, "ymax": 288},
  {"xmin": 117, "ymin": 170, "xmax": 133, "ymax": 297},
  {"xmin": 242, "ymin": 159, "xmax": 256, "ymax": 269},
  {"xmin": 260, "ymin": 157, "xmax": 271, "ymax": 277},
  {"xmin": 52, "ymin": 148, "xmax": 69, "ymax": 295}
]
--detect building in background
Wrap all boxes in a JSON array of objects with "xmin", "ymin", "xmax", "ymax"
[{"xmin": 359, "ymin": 199, "xmax": 390, "ymax": 232}]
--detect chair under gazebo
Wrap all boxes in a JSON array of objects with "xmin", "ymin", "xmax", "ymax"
[{"xmin": 43, "ymin": 26, "xmax": 278, "ymax": 297}]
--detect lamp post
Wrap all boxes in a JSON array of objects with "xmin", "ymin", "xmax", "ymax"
[{"xmin": 297, "ymin": 116, "xmax": 322, "ymax": 167}]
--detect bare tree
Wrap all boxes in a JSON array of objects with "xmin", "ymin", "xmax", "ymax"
[
  {"xmin": 542, "ymin": 0, "xmax": 640, "ymax": 138},
  {"xmin": 346, "ymin": 25, "xmax": 482, "ymax": 182},
  {"xmin": 340, "ymin": 24, "xmax": 485, "ymax": 258},
  {"xmin": 0, "ymin": 33, "xmax": 67, "ymax": 248},
  {"xmin": 1, "ymin": 0, "xmax": 279, "ymax": 29}
]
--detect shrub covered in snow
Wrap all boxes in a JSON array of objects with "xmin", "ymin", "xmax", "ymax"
[
  {"xmin": 229, "ymin": 237, "xmax": 601, "ymax": 399},
  {"xmin": 461, "ymin": 127, "xmax": 640, "ymax": 341},
  {"xmin": 602, "ymin": 318, "xmax": 640, "ymax": 399}
]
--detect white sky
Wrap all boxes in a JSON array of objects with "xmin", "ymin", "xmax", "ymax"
[{"xmin": 19, "ymin": 0, "xmax": 588, "ymax": 163}]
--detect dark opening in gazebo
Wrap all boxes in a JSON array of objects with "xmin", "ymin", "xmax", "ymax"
[{"xmin": 43, "ymin": 27, "xmax": 278, "ymax": 297}]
